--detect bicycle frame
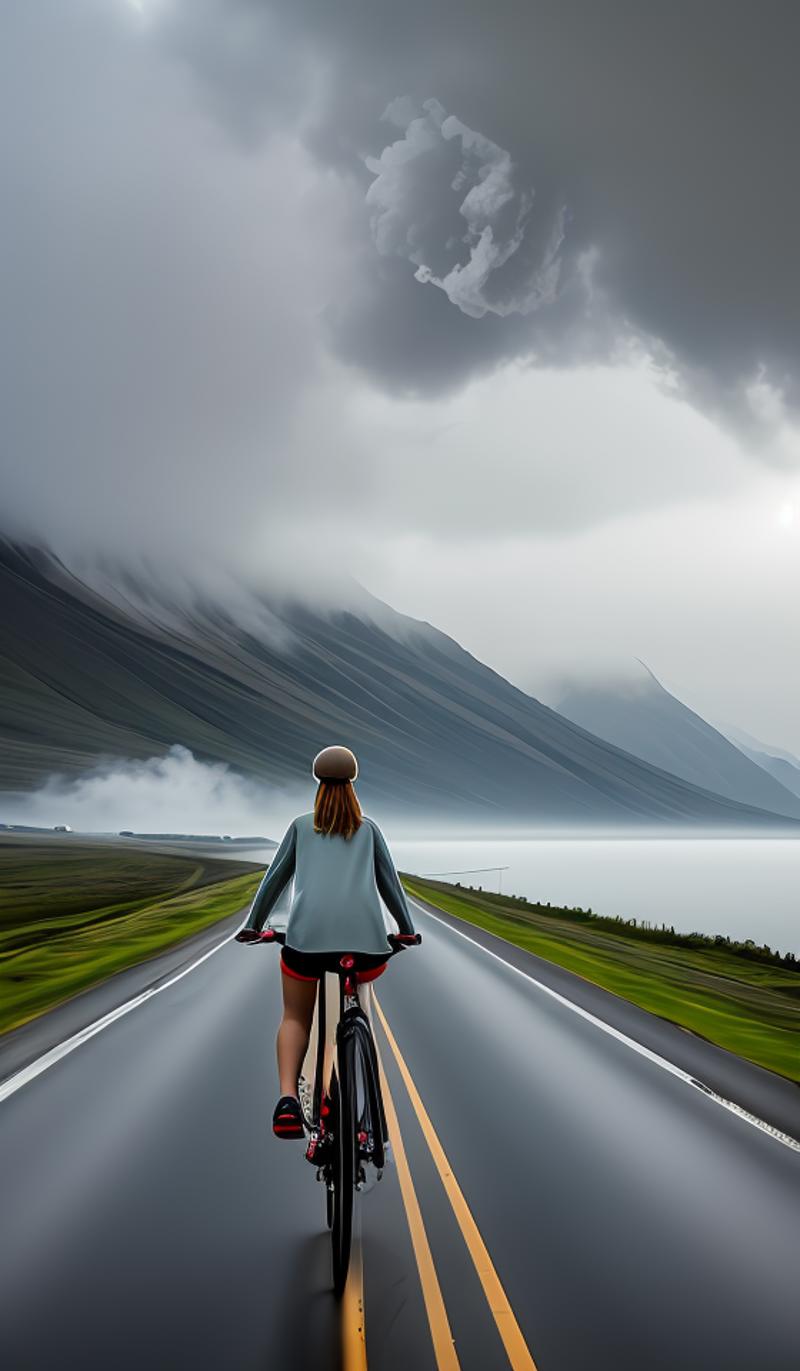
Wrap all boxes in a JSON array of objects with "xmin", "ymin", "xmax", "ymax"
[
  {"xmin": 303, "ymin": 953, "xmax": 388, "ymax": 1177},
  {"xmin": 252, "ymin": 929, "xmax": 407, "ymax": 1294}
]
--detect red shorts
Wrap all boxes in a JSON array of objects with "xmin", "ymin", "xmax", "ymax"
[{"xmin": 280, "ymin": 944, "xmax": 388, "ymax": 984}]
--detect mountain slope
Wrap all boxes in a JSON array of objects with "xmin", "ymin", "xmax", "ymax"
[
  {"xmin": 712, "ymin": 721, "xmax": 800, "ymax": 802},
  {"xmin": 733, "ymin": 748, "xmax": 800, "ymax": 802},
  {"xmin": 552, "ymin": 662, "xmax": 800, "ymax": 821},
  {"xmin": 1, "ymin": 536, "xmax": 797, "ymax": 832}
]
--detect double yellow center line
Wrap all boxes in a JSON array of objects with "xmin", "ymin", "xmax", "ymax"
[
  {"xmin": 371, "ymin": 993, "xmax": 539, "ymax": 1371},
  {"xmin": 342, "ymin": 1216, "xmax": 368, "ymax": 1370}
]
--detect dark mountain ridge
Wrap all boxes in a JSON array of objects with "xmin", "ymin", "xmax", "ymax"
[{"xmin": 1, "ymin": 535, "xmax": 797, "ymax": 832}]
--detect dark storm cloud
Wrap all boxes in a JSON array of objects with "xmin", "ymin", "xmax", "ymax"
[
  {"xmin": 159, "ymin": 0, "xmax": 800, "ymax": 456},
  {"xmin": 2, "ymin": 0, "xmax": 798, "ymax": 578}
]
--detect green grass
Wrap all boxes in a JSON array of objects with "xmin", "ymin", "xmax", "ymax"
[
  {"xmin": 401, "ymin": 876, "xmax": 800, "ymax": 1083},
  {"xmin": 0, "ymin": 838, "xmax": 265, "ymax": 1034}
]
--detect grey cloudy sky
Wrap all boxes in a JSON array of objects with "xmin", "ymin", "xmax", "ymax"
[{"xmin": 2, "ymin": 0, "xmax": 799, "ymax": 748}]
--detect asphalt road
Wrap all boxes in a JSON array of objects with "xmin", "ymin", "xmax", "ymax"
[{"xmin": 1, "ymin": 897, "xmax": 798, "ymax": 1371}]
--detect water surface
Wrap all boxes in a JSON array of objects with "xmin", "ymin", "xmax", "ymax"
[{"xmin": 389, "ymin": 838, "xmax": 800, "ymax": 958}]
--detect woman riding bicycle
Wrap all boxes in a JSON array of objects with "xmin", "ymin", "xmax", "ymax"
[{"xmin": 234, "ymin": 745, "xmax": 418, "ymax": 1139}]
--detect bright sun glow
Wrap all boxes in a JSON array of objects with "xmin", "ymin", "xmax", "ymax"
[{"xmin": 777, "ymin": 501, "xmax": 796, "ymax": 529}]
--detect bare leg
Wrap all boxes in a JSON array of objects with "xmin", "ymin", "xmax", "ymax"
[
  {"xmin": 321, "ymin": 971, "xmax": 336, "ymax": 1100},
  {"xmin": 277, "ymin": 973, "xmax": 317, "ymax": 1099}
]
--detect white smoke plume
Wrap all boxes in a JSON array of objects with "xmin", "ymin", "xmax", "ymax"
[{"xmin": 1, "ymin": 745, "xmax": 305, "ymax": 840}]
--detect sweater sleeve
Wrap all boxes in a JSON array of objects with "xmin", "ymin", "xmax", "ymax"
[
  {"xmin": 370, "ymin": 820, "xmax": 416, "ymax": 936},
  {"xmin": 242, "ymin": 821, "xmax": 297, "ymax": 932}
]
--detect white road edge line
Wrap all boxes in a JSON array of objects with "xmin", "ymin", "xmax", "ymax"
[
  {"xmin": 0, "ymin": 932, "xmax": 237, "ymax": 1105},
  {"xmin": 410, "ymin": 898, "xmax": 800, "ymax": 1156}
]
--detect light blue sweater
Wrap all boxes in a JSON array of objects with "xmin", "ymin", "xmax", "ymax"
[{"xmin": 242, "ymin": 812, "xmax": 416, "ymax": 954}]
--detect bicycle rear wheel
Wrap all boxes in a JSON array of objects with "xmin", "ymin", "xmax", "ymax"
[
  {"xmin": 354, "ymin": 1013, "xmax": 387, "ymax": 1170},
  {"xmin": 330, "ymin": 1050, "xmax": 356, "ymax": 1297}
]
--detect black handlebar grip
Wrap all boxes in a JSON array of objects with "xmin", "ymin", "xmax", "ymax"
[{"xmin": 234, "ymin": 927, "xmax": 286, "ymax": 945}]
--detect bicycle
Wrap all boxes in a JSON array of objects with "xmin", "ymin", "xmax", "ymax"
[{"xmin": 235, "ymin": 925, "xmax": 421, "ymax": 1295}]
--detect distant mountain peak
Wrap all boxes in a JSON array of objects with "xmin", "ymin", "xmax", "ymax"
[{"xmin": 553, "ymin": 668, "xmax": 800, "ymax": 822}]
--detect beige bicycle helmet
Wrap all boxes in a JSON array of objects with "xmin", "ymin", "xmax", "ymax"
[{"xmin": 312, "ymin": 745, "xmax": 359, "ymax": 782}]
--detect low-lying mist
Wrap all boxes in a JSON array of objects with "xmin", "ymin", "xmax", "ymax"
[{"xmin": 0, "ymin": 745, "xmax": 306, "ymax": 841}]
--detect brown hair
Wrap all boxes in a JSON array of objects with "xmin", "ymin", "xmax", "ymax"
[{"xmin": 314, "ymin": 778, "xmax": 363, "ymax": 840}]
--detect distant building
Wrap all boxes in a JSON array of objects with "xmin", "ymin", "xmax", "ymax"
[{"xmin": 53, "ymin": 825, "xmax": 72, "ymax": 833}]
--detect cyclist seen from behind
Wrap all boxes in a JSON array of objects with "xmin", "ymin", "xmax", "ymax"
[{"xmin": 234, "ymin": 745, "xmax": 418, "ymax": 1139}]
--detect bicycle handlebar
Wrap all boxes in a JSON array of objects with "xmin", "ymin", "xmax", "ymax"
[
  {"xmin": 233, "ymin": 927, "xmax": 421, "ymax": 951},
  {"xmin": 233, "ymin": 927, "xmax": 285, "ymax": 945}
]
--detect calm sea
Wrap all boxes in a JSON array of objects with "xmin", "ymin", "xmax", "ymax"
[{"xmin": 389, "ymin": 837, "xmax": 800, "ymax": 958}]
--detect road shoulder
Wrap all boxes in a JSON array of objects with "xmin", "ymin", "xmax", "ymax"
[
  {"xmin": 0, "ymin": 907, "xmax": 247, "ymax": 1085},
  {"xmin": 409, "ymin": 894, "xmax": 800, "ymax": 1142}
]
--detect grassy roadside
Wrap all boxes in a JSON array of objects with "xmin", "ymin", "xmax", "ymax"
[
  {"xmin": 401, "ymin": 876, "xmax": 800, "ymax": 1083},
  {"xmin": 0, "ymin": 840, "xmax": 265, "ymax": 1035}
]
